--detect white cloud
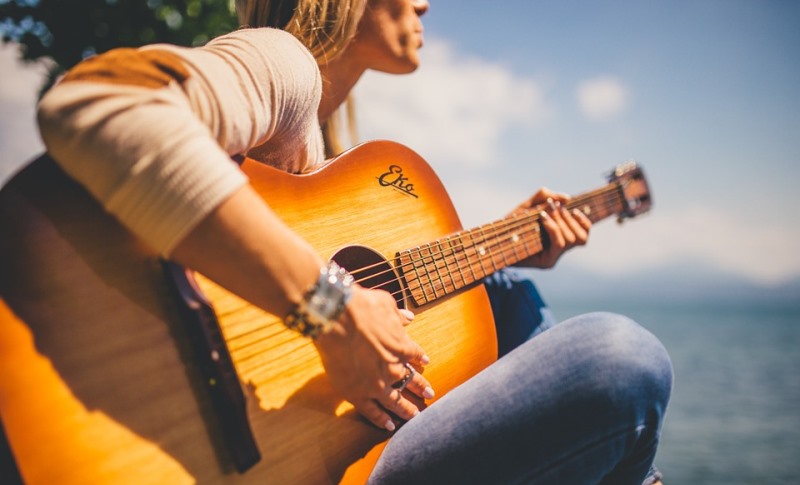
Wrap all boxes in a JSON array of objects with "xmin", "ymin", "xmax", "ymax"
[
  {"xmin": 567, "ymin": 205, "xmax": 800, "ymax": 286},
  {"xmin": 355, "ymin": 38, "xmax": 549, "ymax": 167},
  {"xmin": 0, "ymin": 43, "xmax": 46, "ymax": 187},
  {"xmin": 576, "ymin": 76, "xmax": 627, "ymax": 121},
  {"xmin": 352, "ymin": 42, "xmax": 800, "ymax": 286}
]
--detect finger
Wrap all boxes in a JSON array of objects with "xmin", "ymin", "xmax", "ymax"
[
  {"xmin": 572, "ymin": 208, "xmax": 593, "ymax": 231},
  {"xmin": 399, "ymin": 308, "xmax": 415, "ymax": 326},
  {"xmin": 378, "ymin": 388, "xmax": 421, "ymax": 421},
  {"xmin": 557, "ymin": 205, "xmax": 582, "ymax": 245},
  {"xmin": 356, "ymin": 399, "xmax": 397, "ymax": 432},
  {"xmin": 545, "ymin": 198, "xmax": 562, "ymax": 228},
  {"xmin": 388, "ymin": 334, "xmax": 430, "ymax": 367},
  {"xmin": 547, "ymin": 201, "xmax": 577, "ymax": 245},
  {"xmin": 563, "ymin": 208, "xmax": 589, "ymax": 245},
  {"xmin": 540, "ymin": 210, "xmax": 565, "ymax": 250},
  {"xmin": 407, "ymin": 342, "xmax": 431, "ymax": 366},
  {"xmin": 404, "ymin": 368, "xmax": 436, "ymax": 400},
  {"xmin": 529, "ymin": 187, "xmax": 552, "ymax": 205},
  {"xmin": 387, "ymin": 361, "xmax": 411, "ymax": 383},
  {"xmin": 532, "ymin": 187, "xmax": 568, "ymax": 205}
]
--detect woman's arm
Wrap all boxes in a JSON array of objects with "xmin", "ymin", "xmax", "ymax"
[
  {"xmin": 169, "ymin": 184, "xmax": 433, "ymax": 431},
  {"xmin": 37, "ymin": 29, "xmax": 433, "ymax": 431}
]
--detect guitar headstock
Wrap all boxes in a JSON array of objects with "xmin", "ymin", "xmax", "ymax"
[{"xmin": 608, "ymin": 161, "xmax": 652, "ymax": 222}]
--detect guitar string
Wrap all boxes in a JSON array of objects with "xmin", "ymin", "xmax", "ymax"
[
  {"xmin": 224, "ymin": 186, "xmax": 624, "ymax": 353},
  {"xmin": 225, "ymin": 191, "xmax": 626, "ymax": 358},
  {"xmin": 226, "ymin": 223, "xmax": 546, "ymax": 363},
  {"xmin": 229, "ymin": 205, "xmax": 637, "ymax": 376},
  {"xmin": 344, "ymin": 184, "xmax": 622, "ymax": 288},
  {"xmin": 224, "ymin": 189, "xmax": 623, "ymax": 352},
  {"xmin": 226, "ymin": 212, "xmax": 552, "ymax": 358},
  {"xmin": 230, "ymin": 186, "xmax": 628, "ymax": 375},
  {"xmin": 349, "ymin": 185, "xmax": 624, "ymax": 294},
  {"xmin": 358, "ymin": 190, "xmax": 624, "ymax": 303},
  {"xmin": 227, "ymin": 216, "xmax": 550, "ymax": 359},
  {"xmin": 227, "ymin": 206, "xmax": 621, "ymax": 371}
]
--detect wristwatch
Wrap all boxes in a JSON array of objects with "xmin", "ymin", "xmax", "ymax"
[{"xmin": 284, "ymin": 261, "xmax": 354, "ymax": 338}]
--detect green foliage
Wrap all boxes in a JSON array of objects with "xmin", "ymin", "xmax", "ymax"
[{"xmin": 0, "ymin": 0, "xmax": 238, "ymax": 94}]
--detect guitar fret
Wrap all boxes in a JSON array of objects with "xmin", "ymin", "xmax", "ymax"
[
  {"xmin": 397, "ymin": 173, "xmax": 643, "ymax": 310},
  {"xmin": 506, "ymin": 216, "xmax": 523, "ymax": 262},
  {"xmin": 402, "ymin": 261, "xmax": 422, "ymax": 301},
  {"xmin": 515, "ymin": 211, "xmax": 533, "ymax": 257},
  {"xmin": 446, "ymin": 236, "xmax": 468, "ymax": 289},
  {"xmin": 412, "ymin": 246, "xmax": 434, "ymax": 303},
  {"xmin": 436, "ymin": 239, "xmax": 458, "ymax": 293},
  {"xmin": 476, "ymin": 226, "xmax": 498, "ymax": 273},
  {"xmin": 502, "ymin": 223, "xmax": 520, "ymax": 265},
  {"xmin": 465, "ymin": 231, "xmax": 488, "ymax": 280},
  {"xmin": 429, "ymin": 243, "xmax": 446, "ymax": 298},
  {"xmin": 569, "ymin": 183, "xmax": 626, "ymax": 225},
  {"xmin": 434, "ymin": 242, "xmax": 449, "ymax": 296},
  {"xmin": 458, "ymin": 233, "xmax": 479, "ymax": 284},
  {"xmin": 418, "ymin": 244, "xmax": 440, "ymax": 299},
  {"xmin": 493, "ymin": 222, "xmax": 511, "ymax": 268},
  {"xmin": 529, "ymin": 225, "xmax": 544, "ymax": 255},
  {"xmin": 431, "ymin": 241, "xmax": 448, "ymax": 296}
]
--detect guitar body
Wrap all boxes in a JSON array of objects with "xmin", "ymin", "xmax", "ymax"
[{"xmin": 0, "ymin": 141, "xmax": 498, "ymax": 484}]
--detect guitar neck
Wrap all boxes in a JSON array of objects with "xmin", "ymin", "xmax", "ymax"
[{"xmin": 397, "ymin": 181, "xmax": 625, "ymax": 307}]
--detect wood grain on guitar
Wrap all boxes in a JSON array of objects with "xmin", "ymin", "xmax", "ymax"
[{"xmin": 0, "ymin": 141, "xmax": 651, "ymax": 484}]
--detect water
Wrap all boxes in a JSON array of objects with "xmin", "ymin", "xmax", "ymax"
[{"xmin": 549, "ymin": 299, "xmax": 800, "ymax": 485}]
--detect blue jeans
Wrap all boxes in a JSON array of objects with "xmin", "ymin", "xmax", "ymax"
[{"xmin": 368, "ymin": 269, "xmax": 672, "ymax": 484}]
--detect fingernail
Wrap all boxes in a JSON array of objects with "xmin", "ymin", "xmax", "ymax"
[
  {"xmin": 546, "ymin": 197, "xmax": 556, "ymax": 210},
  {"xmin": 400, "ymin": 309, "xmax": 415, "ymax": 320},
  {"xmin": 539, "ymin": 210, "xmax": 550, "ymax": 219},
  {"xmin": 384, "ymin": 419, "xmax": 396, "ymax": 432},
  {"xmin": 420, "ymin": 354, "xmax": 430, "ymax": 365},
  {"xmin": 423, "ymin": 386, "xmax": 435, "ymax": 399},
  {"xmin": 412, "ymin": 409, "xmax": 420, "ymax": 417}
]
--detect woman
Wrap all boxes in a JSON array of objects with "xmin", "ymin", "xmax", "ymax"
[{"xmin": 35, "ymin": 0, "xmax": 672, "ymax": 483}]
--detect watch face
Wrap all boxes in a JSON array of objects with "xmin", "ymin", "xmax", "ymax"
[
  {"xmin": 309, "ymin": 287, "xmax": 342, "ymax": 321},
  {"xmin": 304, "ymin": 299, "xmax": 328, "ymax": 326},
  {"xmin": 284, "ymin": 262, "xmax": 353, "ymax": 338}
]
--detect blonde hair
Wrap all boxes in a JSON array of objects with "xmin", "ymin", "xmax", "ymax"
[{"xmin": 235, "ymin": 0, "xmax": 365, "ymax": 156}]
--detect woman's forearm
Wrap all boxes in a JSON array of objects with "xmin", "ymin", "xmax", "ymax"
[{"xmin": 168, "ymin": 183, "xmax": 324, "ymax": 318}]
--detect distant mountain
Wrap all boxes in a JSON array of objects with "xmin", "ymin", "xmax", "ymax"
[{"xmin": 527, "ymin": 260, "xmax": 800, "ymax": 308}]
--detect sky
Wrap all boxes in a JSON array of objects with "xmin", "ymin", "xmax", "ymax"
[{"xmin": 1, "ymin": 0, "xmax": 799, "ymax": 290}]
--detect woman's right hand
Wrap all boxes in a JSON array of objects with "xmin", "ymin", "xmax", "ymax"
[
  {"xmin": 313, "ymin": 284, "xmax": 434, "ymax": 431},
  {"xmin": 167, "ymin": 185, "xmax": 433, "ymax": 430}
]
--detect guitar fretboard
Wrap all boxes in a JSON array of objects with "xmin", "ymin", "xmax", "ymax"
[{"xmin": 397, "ymin": 182, "xmax": 625, "ymax": 306}]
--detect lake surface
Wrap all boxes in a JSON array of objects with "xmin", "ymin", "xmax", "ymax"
[{"xmin": 549, "ymin": 298, "xmax": 800, "ymax": 485}]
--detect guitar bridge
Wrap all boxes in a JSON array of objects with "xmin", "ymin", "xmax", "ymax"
[{"xmin": 161, "ymin": 261, "xmax": 261, "ymax": 473}]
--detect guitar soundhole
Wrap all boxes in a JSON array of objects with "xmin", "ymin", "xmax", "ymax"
[{"xmin": 331, "ymin": 245, "xmax": 405, "ymax": 309}]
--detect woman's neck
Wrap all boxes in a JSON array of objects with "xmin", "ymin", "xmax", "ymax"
[{"xmin": 317, "ymin": 53, "xmax": 367, "ymax": 122}]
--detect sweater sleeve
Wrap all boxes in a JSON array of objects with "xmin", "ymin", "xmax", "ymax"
[{"xmin": 37, "ymin": 28, "xmax": 323, "ymax": 255}]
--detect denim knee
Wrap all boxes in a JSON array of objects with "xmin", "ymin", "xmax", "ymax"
[{"xmin": 566, "ymin": 312, "xmax": 673, "ymax": 427}]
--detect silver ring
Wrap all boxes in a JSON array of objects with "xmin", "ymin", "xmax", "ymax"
[{"xmin": 392, "ymin": 363, "xmax": 416, "ymax": 392}]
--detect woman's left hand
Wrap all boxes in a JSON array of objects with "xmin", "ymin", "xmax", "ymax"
[{"xmin": 513, "ymin": 187, "xmax": 592, "ymax": 269}]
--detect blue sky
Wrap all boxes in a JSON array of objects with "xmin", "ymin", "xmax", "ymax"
[
  {"xmin": 1, "ymin": 0, "xmax": 798, "ymax": 288},
  {"xmin": 355, "ymin": 0, "xmax": 800, "ymax": 287}
]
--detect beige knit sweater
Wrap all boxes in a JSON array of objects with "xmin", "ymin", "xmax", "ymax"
[{"xmin": 37, "ymin": 28, "xmax": 325, "ymax": 255}]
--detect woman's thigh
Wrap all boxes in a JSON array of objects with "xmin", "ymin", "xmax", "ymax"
[{"xmin": 368, "ymin": 312, "xmax": 673, "ymax": 485}]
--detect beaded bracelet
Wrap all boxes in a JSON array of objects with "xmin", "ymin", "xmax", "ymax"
[{"xmin": 283, "ymin": 261, "xmax": 354, "ymax": 338}]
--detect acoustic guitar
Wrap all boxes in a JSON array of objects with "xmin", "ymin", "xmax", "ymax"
[{"xmin": 0, "ymin": 140, "xmax": 651, "ymax": 484}]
